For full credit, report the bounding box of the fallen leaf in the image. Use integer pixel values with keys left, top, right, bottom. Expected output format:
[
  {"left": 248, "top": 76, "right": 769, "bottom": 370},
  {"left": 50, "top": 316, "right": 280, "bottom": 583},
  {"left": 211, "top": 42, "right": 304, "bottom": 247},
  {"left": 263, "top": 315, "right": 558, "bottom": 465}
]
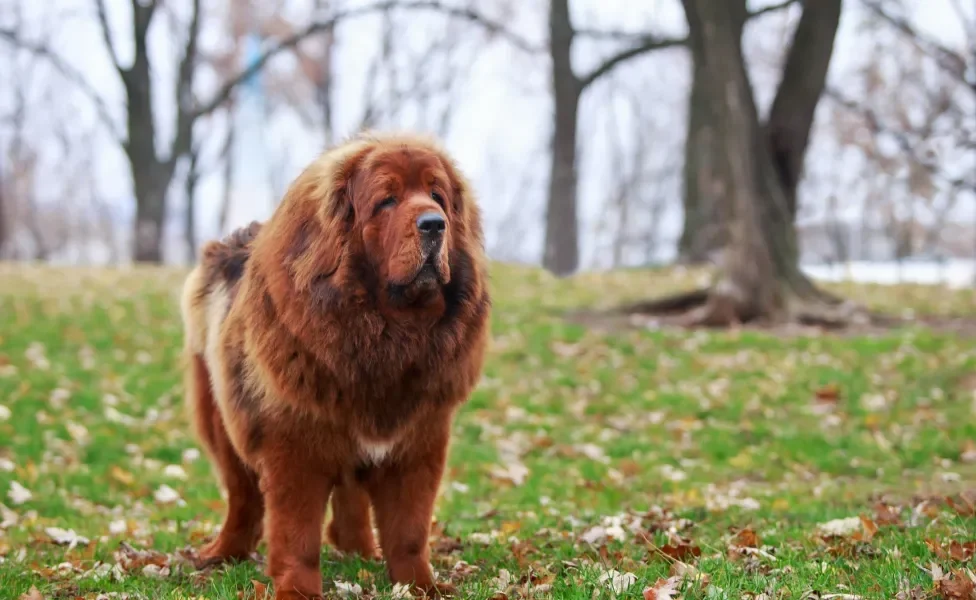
[
  {"left": 114, "top": 542, "right": 169, "bottom": 572},
  {"left": 334, "top": 580, "right": 362, "bottom": 598},
  {"left": 153, "top": 484, "right": 183, "bottom": 505},
  {"left": 818, "top": 516, "right": 863, "bottom": 537},
  {"left": 927, "top": 540, "right": 976, "bottom": 562},
  {"left": 110, "top": 466, "right": 135, "bottom": 486},
  {"left": 7, "top": 481, "right": 32, "bottom": 506},
  {"left": 489, "top": 461, "right": 529, "bottom": 486},
  {"left": 936, "top": 569, "right": 976, "bottom": 599},
  {"left": 733, "top": 527, "right": 761, "bottom": 548},
  {"left": 669, "top": 560, "right": 710, "bottom": 586},
  {"left": 853, "top": 515, "right": 878, "bottom": 542},
  {"left": 873, "top": 502, "right": 903, "bottom": 527},
  {"left": 643, "top": 577, "right": 681, "bottom": 600},
  {"left": 18, "top": 587, "right": 43, "bottom": 600},
  {"left": 599, "top": 569, "right": 637, "bottom": 595},
  {"left": 815, "top": 383, "right": 841, "bottom": 402},
  {"left": 961, "top": 441, "right": 976, "bottom": 463},
  {"left": 652, "top": 538, "right": 701, "bottom": 562},
  {"left": 252, "top": 580, "right": 269, "bottom": 599},
  {"left": 946, "top": 495, "right": 976, "bottom": 517},
  {"left": 391, "top": 582, "right": 412, "bottom": 599},
  {"left": 45, "top": 527, "right": 90, "bottom": 550}
]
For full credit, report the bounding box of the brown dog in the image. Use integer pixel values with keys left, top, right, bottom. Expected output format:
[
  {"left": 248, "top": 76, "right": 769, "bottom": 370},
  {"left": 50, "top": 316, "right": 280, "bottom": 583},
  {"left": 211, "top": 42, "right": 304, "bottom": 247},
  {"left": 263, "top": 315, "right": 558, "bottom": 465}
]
[{"left": 179, "top": 132, "right": 491, "bottom": 599}]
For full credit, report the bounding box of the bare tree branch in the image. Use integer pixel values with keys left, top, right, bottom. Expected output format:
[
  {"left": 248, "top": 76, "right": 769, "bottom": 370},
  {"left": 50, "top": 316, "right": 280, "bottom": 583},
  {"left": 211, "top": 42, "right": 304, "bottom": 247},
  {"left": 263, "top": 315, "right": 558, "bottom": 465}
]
[
  {"left": 170, "top": 0, "right": 202, "bottom": 169},
  {"left": 749, "top": 0, "right": 800, "bottom": 20},
  {"left": 862, "top": 0, "right": 972, "bottom": 89},
  {"left": 578, "top": 35, "right": 686, "bottom": 90},
  {"left": 93, "top": 0, "right": 125, "bottom": 76},
  {"left": 193, "top": 0, "right": 538, "bottom": 119},
  {"left": 0, "top": 27, "right": 124, "bottom": 143},
  {"left": 826, "top": 86, "right": 975, "bottom": 192},
  {"left": 574, "top": 0, "right": 797, "bottom": 42}
]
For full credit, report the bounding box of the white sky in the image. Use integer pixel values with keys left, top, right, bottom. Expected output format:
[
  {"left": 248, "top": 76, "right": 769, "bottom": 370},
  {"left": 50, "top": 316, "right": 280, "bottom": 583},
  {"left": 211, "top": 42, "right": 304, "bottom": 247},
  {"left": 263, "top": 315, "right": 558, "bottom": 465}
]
[{"left": 0, "top": 0, "right": 972, "bottom": 267}]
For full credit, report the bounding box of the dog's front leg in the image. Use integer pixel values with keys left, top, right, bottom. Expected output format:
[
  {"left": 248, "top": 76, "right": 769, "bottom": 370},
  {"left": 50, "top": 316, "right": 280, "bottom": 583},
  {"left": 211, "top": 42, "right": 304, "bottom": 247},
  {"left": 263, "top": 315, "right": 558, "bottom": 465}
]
[
  {"left": 366, "top": 419, "right": 454, "bottom": 596},
  {"left": 262, "top": 452, "right": 334, "bottom": 600}
]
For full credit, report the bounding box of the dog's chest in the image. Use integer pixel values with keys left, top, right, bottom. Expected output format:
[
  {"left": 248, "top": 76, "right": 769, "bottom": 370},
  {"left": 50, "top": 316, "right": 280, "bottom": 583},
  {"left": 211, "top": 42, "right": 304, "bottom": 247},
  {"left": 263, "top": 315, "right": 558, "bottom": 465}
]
[{"left": 357, "top": 437, "right": 396, "bottom": 465}]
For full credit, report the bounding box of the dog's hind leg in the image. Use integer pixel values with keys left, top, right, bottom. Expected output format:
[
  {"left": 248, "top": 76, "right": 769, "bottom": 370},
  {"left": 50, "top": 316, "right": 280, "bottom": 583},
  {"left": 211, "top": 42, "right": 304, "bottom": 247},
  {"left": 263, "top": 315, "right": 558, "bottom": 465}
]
[
  {"left": 326, "top": 471, "right": 379, "bottom": 560},
  {"left": 186, "top": 352, "right": 265, "bottom": 567}
]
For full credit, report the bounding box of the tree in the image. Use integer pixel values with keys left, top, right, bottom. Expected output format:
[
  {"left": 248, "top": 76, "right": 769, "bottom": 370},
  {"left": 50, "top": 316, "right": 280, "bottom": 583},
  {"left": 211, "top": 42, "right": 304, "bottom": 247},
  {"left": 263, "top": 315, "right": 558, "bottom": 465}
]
[
  {"left": 0, "top": 0, "right": 529, "bottom": 264},
  {"left": 622, "top": 0, "right": 852, "bottom": 326},
  {"left": 677, "top": 0, "right": 831, "bottom": 264},
  {"left": 542, "top": 0, "right": 685, "bottom": 276}
]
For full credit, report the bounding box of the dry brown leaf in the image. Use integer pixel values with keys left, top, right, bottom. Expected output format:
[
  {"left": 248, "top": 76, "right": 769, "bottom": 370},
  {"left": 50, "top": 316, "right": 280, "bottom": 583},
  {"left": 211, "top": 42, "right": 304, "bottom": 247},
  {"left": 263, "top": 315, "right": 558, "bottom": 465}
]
[
  {"left": 873, "top": 502, "right": 903, "bottom": 527},
  {"left": 431, "top": 535, "right": 463, "bottom": 555},
  {"left": 114, "top": 541, "right": 169, "bottom": 572},
  {"left": 853, "top": 515, "right": 878, "bottom": 542},
  {"left": 18, "top": 587, "right": 43, "bottom": 600},
  {"left": 947, "top": 496, "right": 976, "bottom": 518},
  {"left": 936, "top": 569, "right": 976, "bottom": 599},
  {"left": 618, "top": 458, "right": 642, "bottom": 478},
  {"left": 815, "top": 383, "right": 841, "bottom": 403},
  {"left": 652, "top": 538, "right": 701, "bottom": 562},
  {"left": 110, "top": 466, "right": 135, "bottom": 487},
  {"left": 252, "top": 580, "right": 269, "bottom": 599},
  {"left": 733, "top": 527, "right": 761, "bottom": 548},
  {"left": 927, "top": 540, "right": 976, "bottom": 562}
]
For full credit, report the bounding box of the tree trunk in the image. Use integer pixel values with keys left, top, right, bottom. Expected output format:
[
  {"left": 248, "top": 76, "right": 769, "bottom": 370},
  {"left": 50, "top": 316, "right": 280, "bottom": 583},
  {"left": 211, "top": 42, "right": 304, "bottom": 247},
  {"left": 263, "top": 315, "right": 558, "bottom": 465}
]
[
  {"left": 764, "top": 0, "right": 843, "bottom": 218},
  {"left": 542, "top": 0, "right": 581, "bottom": 276},
  {"left": 131, "top": 165, "right": 169, "bottom": 263},
  {"left": 668, "top": 0, "right": 854, "bottom": 326},
  {"left": 677, "top": 16, "right": 737, "bottom": 264},
  {"left": 678, "top": 0, "right": 840, "bottom": 257},
  {"left": 0, "top": 174, "right": 7, "bottom": 259},
  {"left": 184, "top": 149, "right": 200, "bottom": 261}
]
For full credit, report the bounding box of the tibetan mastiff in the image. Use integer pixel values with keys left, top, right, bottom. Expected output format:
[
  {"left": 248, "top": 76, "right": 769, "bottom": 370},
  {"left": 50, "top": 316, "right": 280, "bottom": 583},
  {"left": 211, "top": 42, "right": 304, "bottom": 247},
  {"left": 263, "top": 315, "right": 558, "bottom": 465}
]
[{"left": 180, "top": 132, "right": 490, "bottom": 599}]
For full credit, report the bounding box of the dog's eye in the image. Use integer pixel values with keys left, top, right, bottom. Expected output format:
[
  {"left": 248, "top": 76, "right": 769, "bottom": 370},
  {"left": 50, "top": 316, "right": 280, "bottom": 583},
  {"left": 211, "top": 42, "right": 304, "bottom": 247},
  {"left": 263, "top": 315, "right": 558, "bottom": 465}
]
[
  {"left": 375, "top": 197, "right": 396, "bottom": 213},
  {"left": 431, "top": 191, "right": 445, "bottom": 208}
]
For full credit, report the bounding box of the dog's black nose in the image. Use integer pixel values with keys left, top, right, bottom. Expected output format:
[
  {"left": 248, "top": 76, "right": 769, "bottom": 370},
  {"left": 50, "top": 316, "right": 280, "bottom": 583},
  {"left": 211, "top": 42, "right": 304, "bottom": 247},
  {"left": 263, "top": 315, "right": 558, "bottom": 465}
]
[{"left": 416, "top": 212, "right": 446, "bottom": 235}]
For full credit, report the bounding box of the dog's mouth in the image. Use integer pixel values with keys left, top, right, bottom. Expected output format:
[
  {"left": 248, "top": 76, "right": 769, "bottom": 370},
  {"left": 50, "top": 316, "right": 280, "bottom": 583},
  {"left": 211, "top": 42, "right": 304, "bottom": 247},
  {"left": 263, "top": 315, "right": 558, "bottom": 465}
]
[
  {"left": 410, "top": 251, "right": 446, "bottom": 287},
  {"left": 386, "top": 248, "right": 450, "bottom": 306}
]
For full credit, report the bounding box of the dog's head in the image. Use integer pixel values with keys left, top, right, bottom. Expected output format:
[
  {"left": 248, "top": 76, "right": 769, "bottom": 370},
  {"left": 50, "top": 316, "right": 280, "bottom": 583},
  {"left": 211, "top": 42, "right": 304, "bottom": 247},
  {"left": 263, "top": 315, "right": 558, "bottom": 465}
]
[
  {"left": 349, "top": 142, "right": 456, "bottom": 295},
  {"left": 254, "top": 132, "right": 485, "bottom": 316}
]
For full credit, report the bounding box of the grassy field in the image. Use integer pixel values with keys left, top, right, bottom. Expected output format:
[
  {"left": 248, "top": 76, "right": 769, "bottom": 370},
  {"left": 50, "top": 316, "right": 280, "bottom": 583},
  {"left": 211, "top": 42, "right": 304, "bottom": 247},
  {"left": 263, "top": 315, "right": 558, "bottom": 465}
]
[{"left": 1, "top": 262, "right": 976, "bottom": 599}]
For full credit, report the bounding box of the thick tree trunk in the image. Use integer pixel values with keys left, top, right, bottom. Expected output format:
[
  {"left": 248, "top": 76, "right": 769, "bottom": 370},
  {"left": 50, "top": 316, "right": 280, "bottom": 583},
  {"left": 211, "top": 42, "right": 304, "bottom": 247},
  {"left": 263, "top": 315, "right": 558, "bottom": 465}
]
[
  {"left": 677, "top": 16, "right": 738, "bottom": 264},
  {"left": 679, "top": 0, "right": 841, "bottom": 256},
  {"left": 668, "top": 0, "right": 854, "bottom": 326},
  {"left": 542, "top": 0, "right": 581, "bottom": 277},
  {"left": 131, "top": 165, "right": 170, "bottom": 263}
]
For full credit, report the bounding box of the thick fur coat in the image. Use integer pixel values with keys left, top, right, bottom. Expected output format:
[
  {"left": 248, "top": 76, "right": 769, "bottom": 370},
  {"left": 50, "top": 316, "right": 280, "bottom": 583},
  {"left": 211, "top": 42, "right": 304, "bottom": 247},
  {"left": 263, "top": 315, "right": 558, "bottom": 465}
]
[{"left": 180, "top": 132, "right": 491, "bottom": 599}]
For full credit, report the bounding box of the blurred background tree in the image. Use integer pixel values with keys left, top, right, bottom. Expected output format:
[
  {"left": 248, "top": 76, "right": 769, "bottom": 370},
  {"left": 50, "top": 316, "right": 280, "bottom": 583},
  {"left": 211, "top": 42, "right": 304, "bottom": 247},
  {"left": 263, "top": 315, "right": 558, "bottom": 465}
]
[{"left": 0, "top": 0, "right": 972, "bottom": 318}]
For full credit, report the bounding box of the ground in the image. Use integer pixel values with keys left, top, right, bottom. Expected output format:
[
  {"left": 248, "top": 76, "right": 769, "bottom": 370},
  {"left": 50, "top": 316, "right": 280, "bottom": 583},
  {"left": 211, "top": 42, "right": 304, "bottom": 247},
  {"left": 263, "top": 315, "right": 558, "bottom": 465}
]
[{"left": 1, "top": 262, "right": 976, "bottom": 600}]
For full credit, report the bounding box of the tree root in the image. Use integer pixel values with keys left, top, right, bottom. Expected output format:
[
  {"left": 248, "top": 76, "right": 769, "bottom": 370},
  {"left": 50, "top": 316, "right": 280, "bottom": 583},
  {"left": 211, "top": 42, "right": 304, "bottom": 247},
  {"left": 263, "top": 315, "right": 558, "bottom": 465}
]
[
  {"left": 612, "top": 288, "right": 710, "bottom": 316},
  {"left": 789, "top": 296, "right": 873, "bottom": 329},
  {"left": 610, "top": 286, "right": 882, "bottom": 331}
]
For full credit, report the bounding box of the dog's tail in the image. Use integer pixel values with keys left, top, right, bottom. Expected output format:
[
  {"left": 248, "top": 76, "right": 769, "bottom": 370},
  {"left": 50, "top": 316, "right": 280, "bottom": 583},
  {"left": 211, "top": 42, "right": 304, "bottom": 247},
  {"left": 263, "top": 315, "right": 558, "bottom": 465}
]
[{"left": 179, "top": 221, "right": 263, "bottom": 463}]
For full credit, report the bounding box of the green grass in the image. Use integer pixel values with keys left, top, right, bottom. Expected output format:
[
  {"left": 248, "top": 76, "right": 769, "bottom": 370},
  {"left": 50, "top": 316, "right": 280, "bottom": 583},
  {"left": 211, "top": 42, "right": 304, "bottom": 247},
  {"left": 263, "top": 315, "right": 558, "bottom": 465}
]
[{"left": 1, "top": 262, "right": 976, "bottom": 599}]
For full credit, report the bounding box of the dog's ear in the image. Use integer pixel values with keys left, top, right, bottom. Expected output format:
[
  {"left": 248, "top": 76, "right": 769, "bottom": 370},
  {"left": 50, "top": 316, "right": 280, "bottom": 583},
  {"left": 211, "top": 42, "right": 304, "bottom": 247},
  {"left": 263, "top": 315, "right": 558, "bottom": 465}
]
[
  {"left": 440, "top": 154, "right": 485, "bottom": 252},
  {"left": 251, "top": 140, "right": 373, "bottom": 298}
]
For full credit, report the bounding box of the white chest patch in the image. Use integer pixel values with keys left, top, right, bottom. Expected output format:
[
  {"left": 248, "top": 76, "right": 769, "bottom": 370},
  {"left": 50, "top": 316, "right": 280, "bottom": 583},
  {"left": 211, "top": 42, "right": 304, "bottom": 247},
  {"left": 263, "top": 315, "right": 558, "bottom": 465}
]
[{"left": 358, "top": 439, "right": 396, "bottom": 465}]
